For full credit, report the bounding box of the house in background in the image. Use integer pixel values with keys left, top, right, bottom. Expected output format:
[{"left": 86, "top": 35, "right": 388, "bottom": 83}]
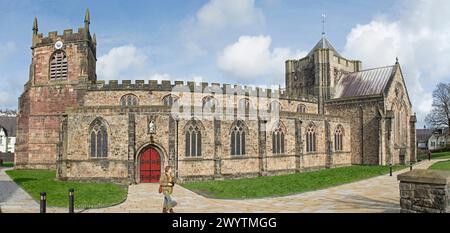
[
  {"left": 427, "top": 128, "right": 450, "bottom": 150},
  {"left": 416, "top": 127, "right": 433, "bottom": 150},
  {"left": 0, "top": 114, "right": 17, "bottom": 163}
]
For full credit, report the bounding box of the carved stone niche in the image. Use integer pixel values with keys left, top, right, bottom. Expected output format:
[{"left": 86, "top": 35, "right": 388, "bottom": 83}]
[{"left": 147, "top": 115, "right": 157, "bottom": 135}]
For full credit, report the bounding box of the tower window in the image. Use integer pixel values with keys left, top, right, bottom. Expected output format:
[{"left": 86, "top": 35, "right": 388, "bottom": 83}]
[{"left": 50, "top": 51, "right": 68, "bottom": 80}]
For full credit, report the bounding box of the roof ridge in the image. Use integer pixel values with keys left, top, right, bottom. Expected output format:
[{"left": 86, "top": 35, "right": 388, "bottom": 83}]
[{"left": 346, "top": 65, "right": 395, "bottom": 74}]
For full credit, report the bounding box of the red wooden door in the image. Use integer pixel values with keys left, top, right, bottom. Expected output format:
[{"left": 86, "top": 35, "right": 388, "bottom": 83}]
[{"left": 140, "top": 148, "right": 161, "bottom": 183}]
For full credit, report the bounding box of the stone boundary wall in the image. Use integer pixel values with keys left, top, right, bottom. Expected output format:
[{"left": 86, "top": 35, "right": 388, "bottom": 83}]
[
  {"left": 0, "top": 153, "right": 14, "bottom": 163},
  {"left": 398, "top": 169, "right": 450, "bottom": 213}
]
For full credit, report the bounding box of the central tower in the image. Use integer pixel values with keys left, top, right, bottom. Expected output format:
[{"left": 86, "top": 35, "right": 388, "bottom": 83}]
[{"left": 285, "top": 36, "right": 362, "bottom": 114}]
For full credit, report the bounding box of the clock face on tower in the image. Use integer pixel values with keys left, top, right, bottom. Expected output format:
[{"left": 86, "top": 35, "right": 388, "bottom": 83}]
[{"left": 54, "top": 41, "right": 63, "bottom": 50}]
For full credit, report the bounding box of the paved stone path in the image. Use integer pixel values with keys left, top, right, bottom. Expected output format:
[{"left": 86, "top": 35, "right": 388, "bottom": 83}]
[
  {"left": 83, "top": 159, "right": 443, "bottom": 213},
  {"left": 0, "top": 168, "right": 39, "bottom": 213},
  {"left": 0, "top": 160, "right": 444, "bottom": 213}
]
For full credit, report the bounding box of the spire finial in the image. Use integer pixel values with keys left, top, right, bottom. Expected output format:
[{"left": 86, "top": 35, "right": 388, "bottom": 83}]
[
  {"left": 84, "top": 8, "right": 90, "bottom": 24},
  {"left": 396, "top": 57, "right": 399, "bottom": 63},
  {"left": 322, "top": 14, "right": 326, "bottom": 38},
  {"left": 32, "top": 17, "right": 38, "bottom": 35},
  {"left": 93, "top": 33, "right": 97, "bottom": 45}
]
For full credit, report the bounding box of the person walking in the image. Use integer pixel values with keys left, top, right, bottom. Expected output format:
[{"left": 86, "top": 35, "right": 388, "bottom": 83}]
[{"left": 159, "top": 165, "right": 177, "bottom": 213}]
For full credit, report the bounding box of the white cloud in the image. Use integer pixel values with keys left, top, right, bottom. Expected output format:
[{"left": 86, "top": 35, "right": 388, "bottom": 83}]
[
  {"left": 97, "top": 45, "right": 148, "bottom": 80},
  {"left": 148, "top": 73, "right": 171, "bottom": 81},
  {"left": 181, "top": 0, "right": 264, "bottom": 57},
  {"left": 194, "top": 0, "right": 264, "bottom": 32},
  {"left": 0, "top": 90, "right": 14, "bottom": 106},
  {"left": 342, "top": 0, "right": 450, "bottom": 125},
  {"left": 217, "top": 35, "right": 305, "bottom": 84},
  {"left": 0, "top": 42, "right": 16, "bottom": 63}
]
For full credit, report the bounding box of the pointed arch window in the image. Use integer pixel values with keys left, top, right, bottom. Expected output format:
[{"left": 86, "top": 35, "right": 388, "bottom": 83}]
[
  {"left": 163, "top": 94, "right": 184, "bottom": 113},
  {"left": 163, "top": 94, "right": 179, "bottom": 107},
  {"left": 334, "top": 125, "right": 344, "bottom": 151},
  {"left": 297, "top": 104, "right": 306, "bottom": 113},
  {"left": 185, "top": 122, "right": 202, "bottom": 157},
  {"left": 90, "top": 118, "right": 108, "bottom": 158},
  {"left": 231, "top": 121, "right": 246, "bottom": 156},
  {"left": 272, "top": 122, "right": 285, "bottom": 154},
  {"left": 269, "top": 101, "right": 281, "bottom": 113},
  {"left": 120, "top": 94, "right": 139, "bottom": 106},
  {"left": 238, "top": 98, "right": 251, "bottom": 115},
  {"left": 306, "top": 124, "right": 316, "bottom": 152},
  {"left": 50, "top": 50, "right": 68, "bottom": 80},
  {"left": 202, "top": 96, "right": 218, "bottom": 113}
]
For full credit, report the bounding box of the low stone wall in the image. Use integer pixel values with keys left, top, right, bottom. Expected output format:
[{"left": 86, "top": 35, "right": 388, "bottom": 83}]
[{"left": 397, "top": 169, "right": 450, "bottom": 213}]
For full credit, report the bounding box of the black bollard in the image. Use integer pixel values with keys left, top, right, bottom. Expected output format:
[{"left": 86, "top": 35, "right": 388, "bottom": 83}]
[
  {"left": 410, "top": 162, "right": 413, "bottom": 171},
  {"left": 69, "top": 188, "right": 74, "bottom": 213},
  {"left": 40, "top": 192, "right": 46, "bottom": 213},
  {"left": 389, "top": 163, "right": 392, "bottom": 177}
]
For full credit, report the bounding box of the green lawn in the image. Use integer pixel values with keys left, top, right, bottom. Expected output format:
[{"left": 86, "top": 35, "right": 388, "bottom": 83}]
[
  {"left": 428, "top": 160, "right": 450, "bottom": 171},
  {"left": 417, "top": 151, "right": 450, "bottom": 161},
  {"left": 182, "top": 165, "right": 406, "bottom": 199},
  {"left": 6, "top": 170, "right": 128, "bottom": 209},
  {"left": 0, "top": 162, "right": 14, "bottom": 167}
]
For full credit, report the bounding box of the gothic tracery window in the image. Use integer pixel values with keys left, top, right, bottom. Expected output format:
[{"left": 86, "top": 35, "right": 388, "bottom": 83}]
[
  {"left": 272, "top": 121, "right": 285, "bottom": 154},
  {"left": 120, "top": 94, "right": 139, "bottom": 106},
  {"left": 334, "top": 125, "right": 344, "bottom": 151},
  {"left": 90, "top": 118, "right": 108, "bottom": 158},
  {"left": 231, "top": 120, "right": 246, "bottom": 156},
  {"left": 185, "top": 121, "right": 202, "bottom": 157},
  {"left": 50, "top": 50, "right": 68, "bottom": 80},
  {"left": 306, "top": 124, "right": 316, "bottom": 153}
]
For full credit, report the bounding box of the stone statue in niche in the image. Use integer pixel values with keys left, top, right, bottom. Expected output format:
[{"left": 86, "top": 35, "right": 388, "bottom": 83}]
[{"left": 148, "top": 120, "right": 156, "bottom": 134}]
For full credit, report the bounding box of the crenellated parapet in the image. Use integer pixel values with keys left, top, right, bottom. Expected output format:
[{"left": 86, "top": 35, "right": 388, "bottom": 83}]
[
  {"left": 86, "top": 79, "right": 316, "bottom": 100},
  {"left": 31, "top": 9, "right": 95, "bottom": 55}
]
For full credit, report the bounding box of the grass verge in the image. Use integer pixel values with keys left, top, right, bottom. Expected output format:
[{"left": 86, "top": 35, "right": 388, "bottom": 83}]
[
  {"left": 182, "top": 165, "right": 406, "bottom": 199},
  {"left": 5, "top": 170, "right": 128, "bottom": 209},
  {"left": 428, "top": 160, "right": 450, "bottom": 171}
]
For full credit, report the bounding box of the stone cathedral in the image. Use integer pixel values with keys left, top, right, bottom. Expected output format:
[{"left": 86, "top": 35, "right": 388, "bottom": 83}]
[{"left": 15, "top": 10, "right": 416, "bottom": 184}]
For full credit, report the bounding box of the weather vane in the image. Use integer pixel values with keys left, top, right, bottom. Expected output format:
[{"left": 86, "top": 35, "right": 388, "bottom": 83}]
[{"left": 322, "top": 14, "right": 326, "bottom": 37}]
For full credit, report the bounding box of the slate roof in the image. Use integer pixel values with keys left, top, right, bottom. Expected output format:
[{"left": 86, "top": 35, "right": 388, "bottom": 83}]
[
  {"left": 333, "top": 65, "right": 396, "bottom": 99},
  {"left": 308, "top": 37, "right": 341, "bottom": 57},
  {"left": 416, "top": 128, "right": 433, "bottom": 143},
  {"left": 0, "top": 116, "right": 16, "bottom": 137}
]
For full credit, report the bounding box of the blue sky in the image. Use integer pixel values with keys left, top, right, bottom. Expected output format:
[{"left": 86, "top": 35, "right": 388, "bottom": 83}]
[{"left": 1, "top": 0, "right": 449, "bottom": 127}]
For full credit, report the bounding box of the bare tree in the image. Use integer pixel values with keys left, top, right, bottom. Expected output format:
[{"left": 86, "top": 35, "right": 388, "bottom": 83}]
[{"left": 425, "top": 83, "right": 450, "bottom": 127}]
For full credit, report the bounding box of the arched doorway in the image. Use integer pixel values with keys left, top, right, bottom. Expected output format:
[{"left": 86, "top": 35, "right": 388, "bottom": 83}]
[{"left": 139, "top": 147, "right": 161, "bottom": 183}]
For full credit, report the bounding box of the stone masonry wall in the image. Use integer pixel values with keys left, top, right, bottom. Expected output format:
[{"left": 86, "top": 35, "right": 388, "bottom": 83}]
[
  {"left": 398, "top": 170, "right": 450, "bottom": 213},
  {"left": 61, "top": 102, "right": 352, "bottom": 182}
]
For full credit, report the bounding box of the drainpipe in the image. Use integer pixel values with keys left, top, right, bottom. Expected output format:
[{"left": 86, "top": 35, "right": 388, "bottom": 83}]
[{"left": 359, "top": 105, "right": 364, "bottom": 165}]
